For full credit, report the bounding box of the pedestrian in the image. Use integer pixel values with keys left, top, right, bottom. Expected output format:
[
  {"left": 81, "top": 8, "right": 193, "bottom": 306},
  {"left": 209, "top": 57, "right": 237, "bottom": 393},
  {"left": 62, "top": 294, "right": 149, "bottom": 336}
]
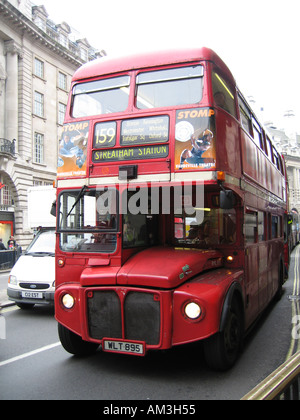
[
  {"left": 7, "top": 236, "right": 16, "bottom": 250},
  {"left": 0, "top": 238, "right": 6, "bottom": 250}
]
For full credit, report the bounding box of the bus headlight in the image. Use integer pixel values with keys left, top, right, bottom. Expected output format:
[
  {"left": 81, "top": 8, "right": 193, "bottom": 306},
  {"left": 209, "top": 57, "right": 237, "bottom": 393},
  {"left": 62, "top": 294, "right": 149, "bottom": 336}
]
[
  {"left": 184, "top": 302, "right": 201, "bottom": 320},
  {"left": 61, "top": 293, "right": 75, "bottom": 309}
]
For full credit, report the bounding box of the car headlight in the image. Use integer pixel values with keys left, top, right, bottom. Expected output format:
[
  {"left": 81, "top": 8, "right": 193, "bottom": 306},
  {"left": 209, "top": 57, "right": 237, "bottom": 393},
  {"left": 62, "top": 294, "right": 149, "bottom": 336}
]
[
  {"left": 184, "top": 302, "right": 202, "bottom": 320},
  {"left": 8, "top": 275, "right": 18, "bottom": 286},
  {"left": 61, "top": 293, "right": 75, "bottom": 309}
]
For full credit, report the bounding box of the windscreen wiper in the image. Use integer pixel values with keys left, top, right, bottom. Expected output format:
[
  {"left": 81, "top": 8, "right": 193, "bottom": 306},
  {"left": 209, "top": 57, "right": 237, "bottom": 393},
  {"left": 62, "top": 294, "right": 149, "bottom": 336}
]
[
  {"left": 25, "top": 251, "right": 55, "bottom": 256},
  {"left": 67, "top": 185, "right": 88, "bottom": 218}
]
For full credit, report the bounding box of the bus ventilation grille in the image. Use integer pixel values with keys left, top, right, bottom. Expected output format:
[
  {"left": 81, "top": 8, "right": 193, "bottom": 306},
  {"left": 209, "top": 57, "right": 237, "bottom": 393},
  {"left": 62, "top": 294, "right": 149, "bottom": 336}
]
[{"left": 87, "top": 290, "right": 161, "bottom": 345}]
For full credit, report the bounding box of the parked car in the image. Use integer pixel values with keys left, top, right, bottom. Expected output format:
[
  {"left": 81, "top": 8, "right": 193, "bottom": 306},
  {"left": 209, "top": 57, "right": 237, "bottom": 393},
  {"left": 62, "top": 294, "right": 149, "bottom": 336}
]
[{"left": 7, "top": 228, "right": 55, "bottom": 309}]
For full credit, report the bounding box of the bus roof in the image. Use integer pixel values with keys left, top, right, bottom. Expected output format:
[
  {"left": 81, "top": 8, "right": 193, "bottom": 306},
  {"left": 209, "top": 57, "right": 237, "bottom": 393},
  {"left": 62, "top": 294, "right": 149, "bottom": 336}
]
[{"left": 72, "top": 47, "right": 235, "bottom": 83}]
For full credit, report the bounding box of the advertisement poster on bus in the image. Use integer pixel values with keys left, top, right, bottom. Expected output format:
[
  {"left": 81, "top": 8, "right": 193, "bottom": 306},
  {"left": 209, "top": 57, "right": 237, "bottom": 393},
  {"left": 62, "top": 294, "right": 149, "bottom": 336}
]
[
  {"left": 57, "top": 121, "right": 89, "bottom": 177},
  {"left": 175, "top": 108, "right": 216, "bottom": 171}
]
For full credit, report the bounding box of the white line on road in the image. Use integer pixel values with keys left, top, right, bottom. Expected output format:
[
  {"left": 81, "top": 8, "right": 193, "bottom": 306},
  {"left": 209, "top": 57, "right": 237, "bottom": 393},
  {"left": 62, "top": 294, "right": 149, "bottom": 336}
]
[{"left": 0, "top": 342, "right": 61, "bottom": 368}]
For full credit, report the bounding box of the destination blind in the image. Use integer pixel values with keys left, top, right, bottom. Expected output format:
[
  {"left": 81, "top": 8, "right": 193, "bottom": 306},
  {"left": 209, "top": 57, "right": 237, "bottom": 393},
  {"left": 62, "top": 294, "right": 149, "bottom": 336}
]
[
  {"left": 92, "top": 115, "right": 169, "bottom": 163},
  {"left": 92, "top": 145, "right": 169, "bottom": 163},
  {"left": 121, "top": 116, "right": 169, "bottom": 145}
]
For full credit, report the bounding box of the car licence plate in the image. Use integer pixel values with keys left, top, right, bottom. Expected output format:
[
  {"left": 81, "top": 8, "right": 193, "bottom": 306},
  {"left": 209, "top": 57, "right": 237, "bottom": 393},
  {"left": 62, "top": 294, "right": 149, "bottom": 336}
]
[
  {"left": 103, "top": 339, "right": 145, "bottom": 356},
  {"left": 21, "top": 291, "right": 43, "bottom": 299}
]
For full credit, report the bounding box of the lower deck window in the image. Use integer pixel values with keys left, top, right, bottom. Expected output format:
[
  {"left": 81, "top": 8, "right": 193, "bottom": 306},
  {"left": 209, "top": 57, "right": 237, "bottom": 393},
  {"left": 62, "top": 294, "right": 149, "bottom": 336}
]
[{"left": 174, "top": 207, "right": 236, "bottom": 247}]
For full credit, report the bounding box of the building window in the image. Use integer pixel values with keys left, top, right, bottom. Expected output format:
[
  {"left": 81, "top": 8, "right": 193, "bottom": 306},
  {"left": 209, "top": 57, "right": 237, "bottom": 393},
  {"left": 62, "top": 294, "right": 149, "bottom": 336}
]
[
  {"left": 34, "top": 16, "right": 46, "bottom": 32},
  {"left": 58, "top": 102, "right": 66, "bottom": 125},
  {"left": 34, "top": 91, "right": 44, "bottom": 117},
  {"left": 80, "top": 47, "right": 88, "bottom": 62},
  {"left": 34, "top": 58, "right": 44, "bottom": 79},
  {"left": 34, "top": 133, "right": 44, "bottom": 164},
  {"left": 0, "top": 185, "right": 12, "bottom": 206},
  {"left": 58, "top": 72, "right": 67, "bottom": 90},
  {"left": 59, "top": 33, "right": 68, "bottom": 48}
]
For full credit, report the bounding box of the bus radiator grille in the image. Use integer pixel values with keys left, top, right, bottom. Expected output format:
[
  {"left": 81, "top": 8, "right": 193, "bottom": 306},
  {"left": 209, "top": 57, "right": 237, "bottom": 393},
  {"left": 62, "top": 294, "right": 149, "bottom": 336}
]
[{"left": 87, "top": 290, "right": 161, "bottom": 345}]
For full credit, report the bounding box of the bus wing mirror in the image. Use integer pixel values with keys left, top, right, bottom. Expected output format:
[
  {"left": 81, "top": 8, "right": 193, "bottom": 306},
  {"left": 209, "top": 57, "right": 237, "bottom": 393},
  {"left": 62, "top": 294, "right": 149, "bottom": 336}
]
[
  {"left": 50, "top": 200, "right": 56, "bottom": 217},
  {"left": 220, "top": 190, "right": 235, "bottom": 209}
]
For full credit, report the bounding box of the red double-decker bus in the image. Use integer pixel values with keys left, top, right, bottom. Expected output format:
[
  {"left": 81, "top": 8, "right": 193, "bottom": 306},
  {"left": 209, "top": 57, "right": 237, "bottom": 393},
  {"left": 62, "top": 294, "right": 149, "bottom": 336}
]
[{"left": 55, "top": 48, "right": 287, "bottom": 370}]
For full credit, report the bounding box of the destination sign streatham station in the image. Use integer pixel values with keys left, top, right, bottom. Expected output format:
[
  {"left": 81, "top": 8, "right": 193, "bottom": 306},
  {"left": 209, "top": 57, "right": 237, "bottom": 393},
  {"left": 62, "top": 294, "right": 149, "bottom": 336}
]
[
  {"left": 92, "top": 145, "right": 169, "bottom": 163},
  {"left": 92, "top": 116, "right": 169, "bottom": 163}
]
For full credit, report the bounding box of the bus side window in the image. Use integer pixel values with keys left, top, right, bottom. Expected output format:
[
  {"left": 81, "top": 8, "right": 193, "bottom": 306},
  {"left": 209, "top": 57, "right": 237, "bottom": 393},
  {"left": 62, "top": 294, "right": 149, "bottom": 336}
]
[
  {"left": 212, "top": 71, "right": 237, "bottom": 117},
  {"left": 271, "top": 215, "right": 279, "bottom": 239},
  {"left": 272, "top": 147, "right": 281, "bottom": 171},
  {"left": 252, "top": 117, "right": 263, "bottom": 149},
  {"left": 266, "top": 136, "right": 273, "bottom": 162},
  {"left": 257, "top": 211, "right": 265, "bottom": 241},
  {"left": 238, "top": 96, "right": 252, "bottom": 135},
  {"left": 244, "top": 210, "right": 258, "bottom": 243}
]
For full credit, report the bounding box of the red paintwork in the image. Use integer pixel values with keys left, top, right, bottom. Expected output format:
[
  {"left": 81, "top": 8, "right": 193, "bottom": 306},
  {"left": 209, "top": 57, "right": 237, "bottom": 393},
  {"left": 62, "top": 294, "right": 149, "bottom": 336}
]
[
  {"left": 72, "top": 48, "right": 234, "bottom": 83},
  {"left": 55, "top": 47, "right": 288, "bottom": 358},
  {"left": 117, "top": 247, "right": 223, "bottom": 288},
  {"left": 172, "top": 268, "right": 243, "bottom": 345},
  {"left": 55, "top": 252, "right": 243, "bottom": 349}
]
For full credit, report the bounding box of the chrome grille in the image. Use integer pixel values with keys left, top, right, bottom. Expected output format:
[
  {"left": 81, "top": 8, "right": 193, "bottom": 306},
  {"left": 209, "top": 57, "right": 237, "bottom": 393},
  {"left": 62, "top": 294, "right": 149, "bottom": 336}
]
[
  {"left": 19, "top": 283, "right": 50, "bottom": 290},
  {"left": 87, "top": 290, "right": 161, "bottom": 345}
]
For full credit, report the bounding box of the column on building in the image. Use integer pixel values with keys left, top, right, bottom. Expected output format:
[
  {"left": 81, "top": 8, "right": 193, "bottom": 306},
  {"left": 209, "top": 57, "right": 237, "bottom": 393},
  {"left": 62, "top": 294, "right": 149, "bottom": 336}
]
[
  {"left": 293, "top": 168, "right": 299, "bottom": 190},
  {"left": 293, "top": 167, "right": 300, "bottom": 206},
  {"left": 0, "top": 63, "right": 7, "bottom": 139},
  {"left": 4, "top": 40, "right": 22, "bottom": 148}
]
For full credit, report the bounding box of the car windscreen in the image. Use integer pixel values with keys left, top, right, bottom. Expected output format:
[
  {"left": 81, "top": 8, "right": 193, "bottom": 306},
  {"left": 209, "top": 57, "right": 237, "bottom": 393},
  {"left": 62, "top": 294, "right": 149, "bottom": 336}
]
[{"left": 25, "top": 230, "right": 55, "bottom": 255}]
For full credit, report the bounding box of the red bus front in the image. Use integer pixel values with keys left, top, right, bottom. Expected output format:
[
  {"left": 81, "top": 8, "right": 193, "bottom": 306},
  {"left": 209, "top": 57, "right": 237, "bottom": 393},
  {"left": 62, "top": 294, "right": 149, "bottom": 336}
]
[{"left": 55, "top": 48, "right": 286, "bottom": 370}]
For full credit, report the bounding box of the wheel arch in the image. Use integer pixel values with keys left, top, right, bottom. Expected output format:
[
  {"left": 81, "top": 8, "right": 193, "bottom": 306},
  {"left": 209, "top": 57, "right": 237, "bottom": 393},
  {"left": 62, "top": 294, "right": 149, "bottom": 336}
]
[{"left": 219, "top": 282, "right": 245, "bottom": 334}]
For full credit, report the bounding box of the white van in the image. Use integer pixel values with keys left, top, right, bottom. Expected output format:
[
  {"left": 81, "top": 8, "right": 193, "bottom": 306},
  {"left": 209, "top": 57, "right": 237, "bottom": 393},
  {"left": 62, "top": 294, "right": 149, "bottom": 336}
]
[{"left": 7, "top": 228, "right": 55, "bottom": 309}]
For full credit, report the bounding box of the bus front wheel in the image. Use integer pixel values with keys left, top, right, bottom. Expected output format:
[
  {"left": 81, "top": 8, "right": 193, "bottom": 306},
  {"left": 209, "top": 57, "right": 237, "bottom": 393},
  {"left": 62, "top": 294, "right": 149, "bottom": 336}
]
[
  {"left": 58, "top": 323, "right": 99, "bottom": 356},
  {"left": 203, "top": 299, "right": 243, "bottom": 371}
]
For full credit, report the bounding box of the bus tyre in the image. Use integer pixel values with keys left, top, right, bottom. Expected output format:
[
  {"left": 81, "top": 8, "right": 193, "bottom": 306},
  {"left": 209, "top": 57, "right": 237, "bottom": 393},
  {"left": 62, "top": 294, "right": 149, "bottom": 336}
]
[
  {"left": 275, "top": 260, "right": 284, "bottom": 301},
  {"left": 204, "top": 299, "right": 242, "bottom": 371},
  {"left": 58, "top": 323, "right": 99, "bottom": 356}
]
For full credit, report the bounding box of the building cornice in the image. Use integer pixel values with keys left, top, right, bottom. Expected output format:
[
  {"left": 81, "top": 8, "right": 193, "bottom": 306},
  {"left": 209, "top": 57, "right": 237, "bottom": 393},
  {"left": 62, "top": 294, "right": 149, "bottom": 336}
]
[{"left": 0, "top": 0, "right": 84, "bottom": 67}]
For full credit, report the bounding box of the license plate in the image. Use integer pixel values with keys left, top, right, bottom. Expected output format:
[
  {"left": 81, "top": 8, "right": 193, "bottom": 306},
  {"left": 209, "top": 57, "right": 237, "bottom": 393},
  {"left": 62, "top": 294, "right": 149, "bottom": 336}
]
[
  {"left": 21, "top": 291, "right": 43, "bottom": 299},
  {"left": 103, "top": 339, "right": 145, "bottom": 356}
]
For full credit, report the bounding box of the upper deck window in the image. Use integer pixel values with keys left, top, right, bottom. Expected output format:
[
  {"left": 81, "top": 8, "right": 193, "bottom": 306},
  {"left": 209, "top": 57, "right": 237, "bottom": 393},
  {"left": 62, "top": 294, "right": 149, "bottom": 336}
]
[
  {"left": 136, "top": 65, "right": 204, "bottom": 109},
  {"left": 252, "top": 117, "right": 263, "bottom": 149},
  {"left": 72, "top": 75, "right": 130, "bottom": 118},
  {"left": 238, "top": 95, "right": 252, "bottom": 135},
  {"left": 212, "top": 72, "right": 237, "bottom": 117}
]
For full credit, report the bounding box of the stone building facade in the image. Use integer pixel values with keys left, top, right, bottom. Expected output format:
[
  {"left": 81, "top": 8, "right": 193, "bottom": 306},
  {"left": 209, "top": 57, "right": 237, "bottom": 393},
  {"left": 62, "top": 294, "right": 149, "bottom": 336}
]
[
  {"left": 268, "top": 127, "right": 300, "bottom": 214},
  {"left": 0, "top": 0, "right": 105, "bottom": 248}
]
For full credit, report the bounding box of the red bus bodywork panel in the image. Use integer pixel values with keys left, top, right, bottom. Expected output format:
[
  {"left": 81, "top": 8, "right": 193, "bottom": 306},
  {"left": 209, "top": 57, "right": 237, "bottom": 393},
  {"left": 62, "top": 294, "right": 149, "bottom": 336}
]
[
  {"left": 72, "top": 48, "right": 235, "bottom": 83},
  {"left": 117, "top": 247, "right": 223, "bottom": 288},
  {"left": 55, "top": 264, "right": 244, "bottom": 351}
]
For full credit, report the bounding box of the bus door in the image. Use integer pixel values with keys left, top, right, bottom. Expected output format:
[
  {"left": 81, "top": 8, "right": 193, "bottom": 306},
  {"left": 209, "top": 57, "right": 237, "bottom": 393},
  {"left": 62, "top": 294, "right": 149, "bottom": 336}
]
[
  {"left": 268, "top": 214, "right": 282, "bottom": 298},
  {"left": 244, "top": 210, "right": 259, "bottom": 324},
  {"left": 258, "top": 211, "right": 269, "bottom": 310},
  {"left": 258, "top": 242, "right": 269, "bottom": 310}
]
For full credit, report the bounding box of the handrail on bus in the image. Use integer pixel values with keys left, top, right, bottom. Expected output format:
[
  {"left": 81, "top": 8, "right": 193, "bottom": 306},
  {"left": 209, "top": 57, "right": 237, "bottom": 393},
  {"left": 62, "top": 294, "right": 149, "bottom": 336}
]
[{"left": 241, "top": 351, "right": 300, "bottom": 400}]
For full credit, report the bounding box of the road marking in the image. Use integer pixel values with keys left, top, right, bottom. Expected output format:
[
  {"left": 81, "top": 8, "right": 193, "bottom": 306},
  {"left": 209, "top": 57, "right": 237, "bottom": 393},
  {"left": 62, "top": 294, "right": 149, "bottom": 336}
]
[
  {"left": 0, "top": 342, "right": 61, "bottom": 368},
  {"left": 1, "top": 305, "right": 19, "bottom": 313},
  {"left": 285, "top": 246, "right": 300, "bottom": 361}
]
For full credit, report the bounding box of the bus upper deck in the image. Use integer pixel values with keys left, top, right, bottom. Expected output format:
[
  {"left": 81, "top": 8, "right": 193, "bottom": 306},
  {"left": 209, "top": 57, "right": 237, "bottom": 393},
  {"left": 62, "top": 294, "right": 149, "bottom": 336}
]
[{"left": 58, "top": 48, "right": 285, "bottom": 207}]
